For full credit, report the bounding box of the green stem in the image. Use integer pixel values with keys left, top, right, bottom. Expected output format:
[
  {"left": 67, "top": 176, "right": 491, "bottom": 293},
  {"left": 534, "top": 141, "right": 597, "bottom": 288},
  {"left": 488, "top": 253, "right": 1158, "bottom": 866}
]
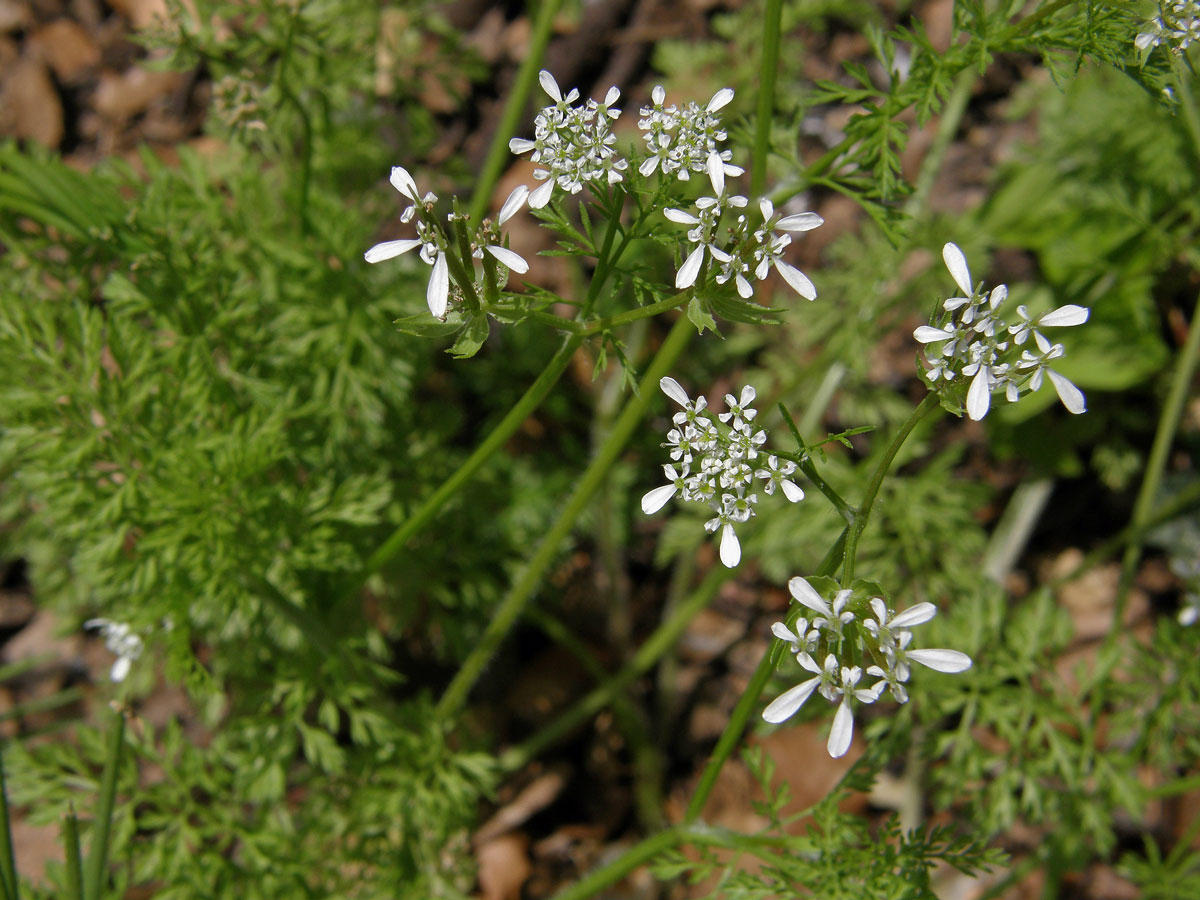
[
  {"left": 580, "top": 192, "right": 625, "bottom": 318},
  {"left": 549, "top": 828, "right": 683, "bottom": 900},
  {"left": 436, "top": 314, "right": 693, "bottom": 719},
  {"left": 777, "top": 403, "right": 855, "bottom": 524},
  {"left": 500, "top": 559, "right": 733, "bottom": 771},
  {"left": 842, "top": 394, "right": 940, "bottom": 583},
  {"left": 0, "top": 750, "right": 17, "bottom": 900},
  {"left": 83, "top": 709, "right": 126, "bottom": 900},
  {"left": 751, "top": 0, "right": 784, "bottom": 197},
  {"left": 349, "top": 332, "right": 583, "bottom": 595},
  {"left": 1108, "top": 290, "right": 1200, "bottom": 644},
  {"left": 65, "top": 808, "right": 84, "bottom": 900},
  {"left": 1170, "top": 53, "right": 1200, "bottom": 171},
  {"left": 582, "top": 293, "right": 688, "bottom": 335},
  {"left": 468, "top": 0, "right": 566, "bottom": 223}
]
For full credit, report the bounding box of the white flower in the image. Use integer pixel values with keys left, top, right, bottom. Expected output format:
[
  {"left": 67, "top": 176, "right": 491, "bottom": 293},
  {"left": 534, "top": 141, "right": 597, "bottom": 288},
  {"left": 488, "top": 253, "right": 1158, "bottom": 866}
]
[
  {"left": 1137, "top": 3, "right": 1200, "bottom": 52},
  {"left": 644, "top": 376, "right": 802, "bottom": 568},
  {"left": 85, "top": 618, "right": 144, "bottom": 683},
  {"left": 915, "top": 243, "right": 1088, "bottom": 419},
  {"left": 787, "top": 577, "right": 855, "bottom": 636},
  {"left": 509, "top": 70, "right": 627, "bottom": 209},
  {"left": 638, "top": 85, "right": 742, "bottom": 180},
  {"left": 756, "top": 455, "right": 804, "bottom": 502}
]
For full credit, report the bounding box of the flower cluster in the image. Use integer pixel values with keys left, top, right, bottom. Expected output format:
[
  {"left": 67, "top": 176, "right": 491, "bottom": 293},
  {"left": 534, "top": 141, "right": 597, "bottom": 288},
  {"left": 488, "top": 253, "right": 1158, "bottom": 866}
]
[
  {"left": 1136, "top": 2, "right": 1200, "bottom": 52},
  {"left": 509, "top": 70, "right": 626, "bottom": 209},
  {"left": 763, "top": 577, "right": 972, "bottom": 758},
  {"left": 364, "top": 166, "right": 529, "bottom": 319},
  {"left": 914, "top": 243, "right": 1089, "bottom": 421},
  {"left": 665, "top": 154, "right": 823, "bottom": 301},
  {"left": 641, "top": 377, "right": 803, "bottom": 567},
  {"left": 637, "top": 85, "right": 742, "bottom": 180},
  {"left": 85, "top": 617, "right": 144, "bottom": 683}
]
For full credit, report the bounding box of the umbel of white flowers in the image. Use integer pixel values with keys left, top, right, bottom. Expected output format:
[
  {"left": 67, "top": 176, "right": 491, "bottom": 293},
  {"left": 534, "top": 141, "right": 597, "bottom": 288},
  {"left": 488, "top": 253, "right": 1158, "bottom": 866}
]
[
  {"left": 364, "top": 166, "right": 529, "bottom": 319},
  {"left": 914, "top": 243, "right": 1089, "bottom": 421},
  {"left": 763, "top": 577, "right": 972, "bottom": 758},
  {"left": 1136, "top": 1, "right": 1200, "bottom": 52},
  {"left": 664, "top": 153, "right": 823, "bottom": 302},
  {"left": 85, "top": 618, "right": 144, "bottom": 683},
  {"left": 641, "top": 377, "right": 804, "bottom": 567}
]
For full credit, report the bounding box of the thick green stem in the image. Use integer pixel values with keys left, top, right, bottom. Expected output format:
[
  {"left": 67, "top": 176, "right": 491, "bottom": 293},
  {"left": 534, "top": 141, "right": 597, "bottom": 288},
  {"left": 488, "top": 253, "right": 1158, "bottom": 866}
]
[
  {"left": 436, "top": 315, "right": 694, "bottom": 719},
  {"left": 468, "top": 0, "right": 565, "bottom": 223},
  {"left": 751, "top": 0, "right": 784, "bottom": 197},
  {"left": 842, "top": 394, "right": 941, "bottom": 583},
  {"left": 83, "top": 709, "right": 125, "bottom": 900}
]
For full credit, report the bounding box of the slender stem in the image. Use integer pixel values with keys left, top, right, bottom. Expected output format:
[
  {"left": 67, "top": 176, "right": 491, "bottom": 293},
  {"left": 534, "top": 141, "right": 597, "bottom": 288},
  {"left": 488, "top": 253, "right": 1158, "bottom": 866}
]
[
  {"left": 83, "top": 709, "right": 126, "bottom": 900},
  {"left": 468, "top": 0, "right": 565, "bottom": 223},
  {"left": 65, "top": 808, "right": 84, "bottom": 900},
  {"left": 1170, "top": 53, "right": 1200, "bottom": 170},
  {"left": 842, "top": 394, "right": 940, "bottom": 583},
  {"left": 777, "top": 403, "right": 855, "bottom": 524},
  {"left": 347, "top": 332, "right": 583, "bottom": 596},
  {"left": 1109, "top": 290, "right": 1200, "bottom": 643},
  {"left": 549, "top": 828, "right": 683, "bottom": 900},
  {"left": 582, "top": 293, "right": 688, "bottom": 335},
  {"left": 580, "top": 192, "right": 625, "bottom": 318},
  {"left": 500, "top": 559, "right": 732, "bottom": 771},
  {"left": 0, "top": 750, "right": 17, "bottom": 900},
  {"left": 437, "top": 315, "right": 693, "bottom": 719},
  {"left": 751, "top": 0, "right": 784, "bottom": 197}
]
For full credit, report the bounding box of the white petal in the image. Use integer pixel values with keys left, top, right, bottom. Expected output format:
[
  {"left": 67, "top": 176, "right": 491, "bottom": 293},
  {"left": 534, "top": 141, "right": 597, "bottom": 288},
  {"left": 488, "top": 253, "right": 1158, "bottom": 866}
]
[
  {"left": 773, "top": 260, "right": 817, "bottom": 300},
  {"left": 988, "top": 284, "right": 1007, "bottom": 309},
  {"left": 652, "top": 85, "right": 666, "bottom": 105},
  {"left": 364, "top": 239, "right": 422, "bottom": 264},
  {"left": 827, "top": 701, "right": 855, "bottom": 758},
  {"left": 907, "top": 649, "right": 972, "bottom": 673},
  {"left": 427, "top": 253, "right": 449, "bottom": 319},
  {"left": 707, "top": 87, "right": 734, "bottom": 112},
  {"left": 942, "top": 243, "right": 973, "bottom": 297},
  {"left": 509, "top": 137, "right": 536, "bottom": 155},
  {"left": 706, "top": 152, "right": 725, "bottom": 197},
  {"left": 389, "top": 166, "right": 419, "bottom": 201},
  {"left": 966, "top": 367, "right": 991, "bottom": 421},
  {"left": 659, "top": 376, "right": 691, "bottom": 407},
  {"left": 603, "top": 86, "right": 620, "bottom": 106},
  {"left": 486, "top": 245, "right": 529, "bottom": 274},
  {"left": 528, "top": 179, "right": 555, "bottom": 209},
  {"left": 776, "top": 212, "right": 824, "bottom": 232},
  {"left": 739, "top": 385, "right": 756, "bottom": 406},
  {"left": 538, "top": 69, "right": 562, "bottom": 102},
  {"left": 111, "top": 655, "right": 132, "bottom": 683},
  {"left": 889, "top": 603, "right": 937, "bottom": 628},
  {"left": 640, "top": 157, "right": 660, "bottom": 176},
  {"left": 759, "top": 198, "right": 774, "bottom": 220},
  {"left": 719, "top": 524, "right": 741, "bottom": 568},
  {"left": 736, "top": 274, "right": 753, "bottom": 298},
  {"left": 761, "top": 677, "right": 820, "bottom": 723},
  {"left": 1040, "top": 304, "right": 1089, "bottom": 327},
  {"left": 788, "top": 577, "right": 832, "bottom": 616},
  {"left": 1046, "top": 369, "right": 1086, "bottom": 414},
  {"left": 664, "top": 208, "right": 700, "bottom": 225},
  {"left": 781, "top": 480, "right": 805, "bottom": 502},
  {"left": 640, "top": 484, "right": 677, "bottom": 514},
  {"left": 771, "top": 622, "right": 799, "bottom": 643},
  {"left": 676, "top": 245, "right": 706, "bottom": 289},
  {"left": 913, "top": 325, "right": 952, "bottom": 343},
  {"left": 497, "top": 185, "right": 529, "bottom": 224}
]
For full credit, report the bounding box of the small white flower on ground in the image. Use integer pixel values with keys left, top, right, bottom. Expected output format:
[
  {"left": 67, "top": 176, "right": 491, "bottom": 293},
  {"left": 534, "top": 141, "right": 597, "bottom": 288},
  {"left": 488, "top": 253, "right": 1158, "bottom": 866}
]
[{"left": 85, "top": 618, "right": 144, "bottom": 683}]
